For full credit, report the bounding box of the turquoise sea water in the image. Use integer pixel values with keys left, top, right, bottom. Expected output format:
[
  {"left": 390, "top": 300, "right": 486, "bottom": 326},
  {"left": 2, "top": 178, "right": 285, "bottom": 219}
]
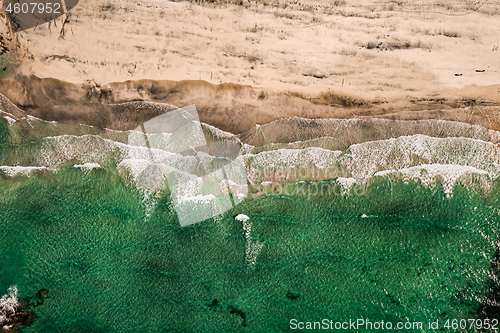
[
  {"left": 1, "top": 164, "right": 499, "bottom": 332},
  {"left": 1, "top": 117, "right": 500, "bottom": 332}
]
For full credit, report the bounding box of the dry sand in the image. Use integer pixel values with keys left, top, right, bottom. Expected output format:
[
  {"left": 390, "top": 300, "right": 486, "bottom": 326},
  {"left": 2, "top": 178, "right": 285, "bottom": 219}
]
[{"left": 0, "top": 0, "right": 499, "bottom": 134}]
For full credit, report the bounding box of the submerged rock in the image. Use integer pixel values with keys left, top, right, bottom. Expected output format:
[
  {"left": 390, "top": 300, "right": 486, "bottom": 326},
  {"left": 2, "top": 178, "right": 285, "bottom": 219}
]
[{"left": 0, "top": 287, "right": 48, "bottom": 333}]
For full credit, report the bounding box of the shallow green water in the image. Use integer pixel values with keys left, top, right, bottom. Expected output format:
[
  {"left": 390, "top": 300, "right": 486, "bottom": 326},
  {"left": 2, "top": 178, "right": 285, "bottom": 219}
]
[{"left": 0, "top": 165, "right": 499, "bottom": 332}]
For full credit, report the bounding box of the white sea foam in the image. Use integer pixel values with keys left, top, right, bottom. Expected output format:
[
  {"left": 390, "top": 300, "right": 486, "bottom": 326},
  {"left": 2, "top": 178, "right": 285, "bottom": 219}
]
[
  {"left": 241, "top": 144, "right": 254, "bottom": 155},
  {"left": 244, "top": 147, "right": 343, "bottom": 184},
  {"left": 118, "top": 156, "right": 246, "bottom": 226},
  {"left": 178, "top": 194, "right": 216, "bottom": 204},
  {"left": 235, "top": 192, "right": 246, "bottom": 200},
  {"left": 31, "top": 133, "right": 500, "bottom": 195},
  {"left": 117, "top": 159, "right": 196, "bottom": 192},
  {"left": 336, "top": 177, "right": 357, "bottom": 190},
  {"left": 26, "top": 115, "right": 39, "bottom": 129},
  {"left": 219, "top": 179, "right": 237, "bottom": 194},
  {"left": 344, "top": 134, "right": 500, "bottom": 181},
  {"left": 235, "top": 214, "right": 263, "bottom": 269},
  {"left": 0, "top": 286, "right": 18, "bottom": 325},
  {"left": 3, "top": 116, "right": 16, "bottom": 126},
  {"left": 74, "top": 163, "right": 101, "bottom": 171},
  {"left": 0, "top": 166, "right": 47, "bottom": 177},
  {"left": 202, "top": 122, "right": 238, "bottom": 140},
  {"left": 247, "top": 147, "right": 342, "bottom": 170},
  {"left": 34, "top": 134, "right": 204, "bottom": 174},
  {"left": 235, "top": 214, "right": 250, "bottom": 222},
  {"left": 5, "top": 114, "right": 500, "bottom": 199},
  {"left": 245, "top": 240, "right": 264, "bottom": 269},
  {"left": 374, "top": 164, "right": 491, "bottom": 193},
  {"left": 242, "top": 135, "right": 500, "bottom": 193}
]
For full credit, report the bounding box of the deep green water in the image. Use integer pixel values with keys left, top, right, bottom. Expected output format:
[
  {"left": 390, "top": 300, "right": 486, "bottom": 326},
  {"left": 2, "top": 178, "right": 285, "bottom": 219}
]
[{"left": 1, "top": 165, "right": 499, "bottom": 332}]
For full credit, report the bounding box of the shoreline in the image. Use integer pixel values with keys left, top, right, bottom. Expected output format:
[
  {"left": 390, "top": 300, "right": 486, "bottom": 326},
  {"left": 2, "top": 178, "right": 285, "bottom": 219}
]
[{"left": 0, "top": 75, "right": 499, "bottom": 137}]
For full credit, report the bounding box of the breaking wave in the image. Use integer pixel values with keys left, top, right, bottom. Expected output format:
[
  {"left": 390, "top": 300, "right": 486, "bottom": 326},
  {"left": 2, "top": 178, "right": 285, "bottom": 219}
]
[{"left": 2, "top": 113, "right": 500, "bottom": 195}]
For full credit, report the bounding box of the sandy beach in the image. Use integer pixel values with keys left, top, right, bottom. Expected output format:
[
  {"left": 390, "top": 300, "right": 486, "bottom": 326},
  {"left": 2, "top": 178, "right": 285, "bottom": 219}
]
[{"left": 0, "top": 0, "right": 499, "bottom": 135}]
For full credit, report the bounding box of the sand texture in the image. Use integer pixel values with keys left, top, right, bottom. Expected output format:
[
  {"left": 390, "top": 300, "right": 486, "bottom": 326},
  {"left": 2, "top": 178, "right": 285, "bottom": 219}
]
[{"left": 0, "top": 0, "right": 499, "bottom": 135}]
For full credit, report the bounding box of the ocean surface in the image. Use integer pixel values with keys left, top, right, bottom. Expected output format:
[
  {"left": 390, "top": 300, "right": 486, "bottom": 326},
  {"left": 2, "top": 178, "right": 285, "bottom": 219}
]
[
  {"left": 1, "top": 115, "right": 500, "bottom": 332},
  {"left": 1, "top": 166, "right": 499, "bottom": 332}
]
